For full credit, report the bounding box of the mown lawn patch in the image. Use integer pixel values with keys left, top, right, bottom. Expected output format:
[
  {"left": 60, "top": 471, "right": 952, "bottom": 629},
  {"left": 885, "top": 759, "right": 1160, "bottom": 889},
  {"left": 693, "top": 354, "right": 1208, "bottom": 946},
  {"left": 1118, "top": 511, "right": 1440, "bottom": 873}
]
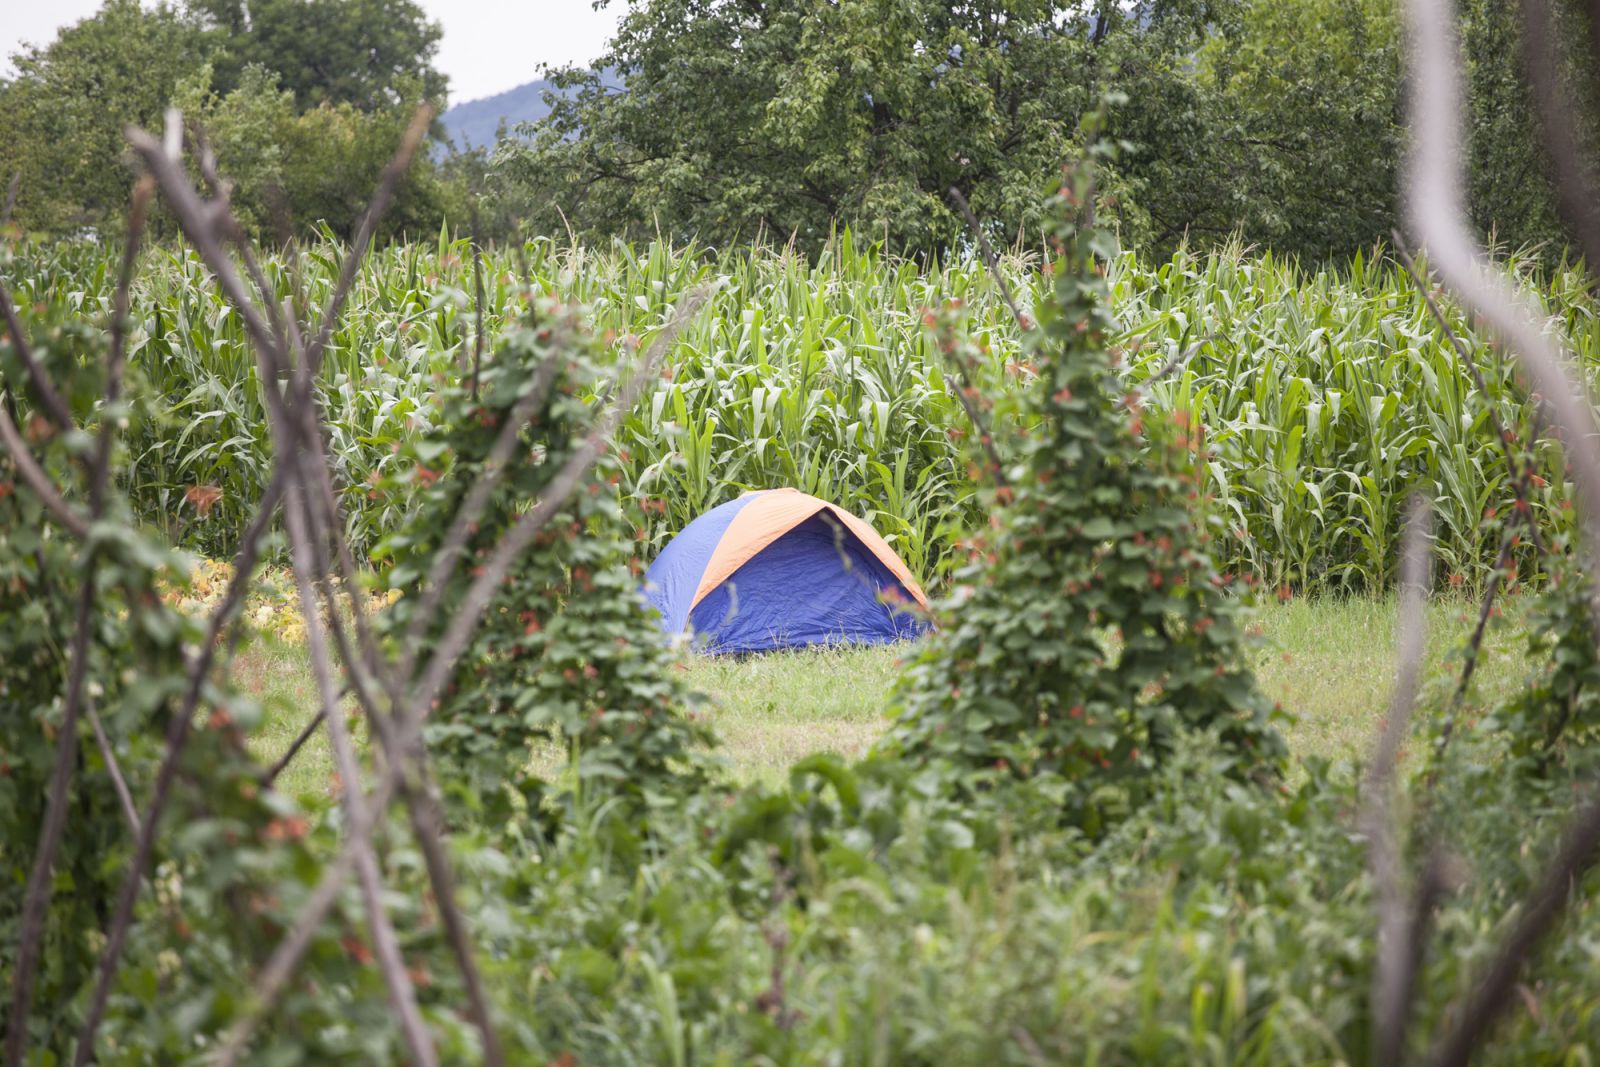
[{"left": 244, "top": 594, "right": 1534, "bottom": 794}]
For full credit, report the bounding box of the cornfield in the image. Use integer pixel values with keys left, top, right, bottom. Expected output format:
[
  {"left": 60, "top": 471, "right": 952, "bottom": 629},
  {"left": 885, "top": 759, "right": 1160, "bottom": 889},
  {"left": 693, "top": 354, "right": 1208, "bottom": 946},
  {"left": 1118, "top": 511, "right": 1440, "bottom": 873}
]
[{"left": 7, "top": 228, "right": 1591, "bottom": 592}]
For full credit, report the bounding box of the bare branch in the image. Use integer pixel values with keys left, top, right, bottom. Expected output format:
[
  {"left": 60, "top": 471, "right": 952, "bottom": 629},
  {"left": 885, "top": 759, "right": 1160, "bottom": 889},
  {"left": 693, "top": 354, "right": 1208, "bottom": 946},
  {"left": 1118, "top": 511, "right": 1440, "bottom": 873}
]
[
  {"left": 406, "top": 287, "right": 708, "bottom": 709},
  {"left": 212, "top": 824, "right": 368, "bottom": 1066},
  {"left": 945, "top": 354, "right": 1010, "bottom": 489},
  {"left": 264, "top": 707, "right": 328, "bottom": 787},
  {"left": 403, "top": 774, "right": 505, "bottom": 1066},
  {"left": 403, "top": 352, "right": 563, "bottom": 650},
  {"left": 214, "top": 288, "right": 708, "bottom": 1064},
  {"left": 92, "top": 177, "right": 154, "bottom": 511},
  {"left": 289, "top": 472, "right": 505, "bottom": 1067},
  {"left": 469, "top": 207, "right": 489, "bottom": 399},
  {"left": 0, "top": 398, "right": 91, "bottom": 538},
  {"left": 4, "top": 173, "right": 157, "bottom": 1065},
  {"left": 73, "top": 470, "right": 286, "bottom": 1061},
  {"left": 300, "top": 106, "right": 433, "bottom": 382},
  {"left": 0, "top": 283, "right": 76, "bottom": 431},
  {"left": 1393, "top": 238, "right": 1546, "bottom": 559},
  {"left": 1404, "top": 0, "right": 1600, "bottom": 595},
  {"left": 126, "top": 129, "right": 284, "bottom": 367},
  {"left": 1364, "top": 496, "right": 1432, "bottom": 1067},
  {"left": 1519, "top": 0, "right": 1600, "bottom": 276},
  {"left": 281, "top": 489, "right": 438, "bottom": 1067},
  {"left": 152, "top": 107, "right": 499, "bottom": 1064},
  {"left": 948, "top": 186, "right": 1031, "bottom": 332},
  {"left": 88, "top": 701, "right": 140, "bottom": 836},
  {"left": 5, "top": 572, "right": 98, "bottom": 1067},
  {"left": 189, "top": 124, "right": 294, "bottom": 355},
  {"left": 1129, "top": 310, "right": 1266, "bottom": 407},
  {"left": 1431, "top": 406, "right": 1547, "bottom": 776},
  {"left": 1404, "top": 2, "right": 1600, "bottom": 1060},
  {"left": 1423, "top": 792, "right": 1600, "bottom": 1067}
]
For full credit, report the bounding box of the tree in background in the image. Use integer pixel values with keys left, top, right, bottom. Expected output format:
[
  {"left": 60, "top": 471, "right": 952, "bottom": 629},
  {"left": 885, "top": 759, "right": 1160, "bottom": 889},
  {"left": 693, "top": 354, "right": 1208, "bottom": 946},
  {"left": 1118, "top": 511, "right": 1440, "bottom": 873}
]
[
  {"left": 173, "top": 63, "right": 461, "bottom": 239},
  {"left": 497, "top": 0, "right": 1600, "bottom": 264},
  {"left": 4, "top": 0, "right": 1600, "bottom": 260},
  {"left": 0, "top": 0, "right": 453, "bottom": 239},
  {"left": 186, "top": 0, "right": 447, "bottom": 111},
  {"left": 1138, "top": 0, "right": 1403, "bottom": 258},
  {"left": 499, "top": 0, "right": 1233, "bottom": 257},
  {"left": 0, "top": 2, "right": 206, "bottom": 232}
]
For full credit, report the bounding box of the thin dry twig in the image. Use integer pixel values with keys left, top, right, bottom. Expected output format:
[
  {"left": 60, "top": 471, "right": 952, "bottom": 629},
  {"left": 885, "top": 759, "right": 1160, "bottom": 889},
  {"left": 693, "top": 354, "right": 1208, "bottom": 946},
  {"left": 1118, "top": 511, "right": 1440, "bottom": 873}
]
[
  {"left": 1011, "top": 1024, "right": 1050, "bottom": 1067},
  {"left": 1422, "top": 791, "right": 1600, "bottom": 1067},
  {"left": 87, "top": 702, "right": 141, "bottom": 836},
  {"left": 299, "top": 106, "right": 433, "bottom": 379},
  {"left": 1519, "top": 0, "right": 1600, "bottom": 275},
  {"left": 289, "top": 465, "right": 507, "bottom": 1067},
  {"left": 1404, "top": 0, "right": 1600, "bottom": 583},
  {"left": 73, "top": 471, "right": 286, "bottom": 1062},
  {"left": 264, "top": 707, "right": 328, "bottom": 787},
  {"left": 1431, "top": 406, "right": 1547, "bottom": 775},
  {"left": 4, "top": 180, "right": 151, "bottom": 1061},
  {"left": 1129, "top": 309, "right": 1265, "bottom": 407},
  {"left": 75, "top": 122, "right": 303, "bottom": 1060},
  {"left": 0, "top": 283, "right": 75, "bottom": 431},
  {"left": 0, "top": 397, "right": 91, "bottom": 538},
  {"left": 125, "top": 127, "right": 284, "bottom": 366},
  {"left": 276, "top": 305, "right": 506, "bottom": 1067},
  {"left": 406, "top": 288, "right": 707, "bottom": 714},
  {"left": 1393, "top": 237, "right": 1547, "bottom": 560},
  {"left": 403, "top": 352, "right": 563, "bottom": 650},
  {"left": 129, "top": 110, "right": 505, "bottom": 1065},
  {"left": 281, "top": 490, "right": 439, "bottom": 1067},
  {"left": 943, "top": 353, "right": 1009, "bottom": 487},
  {"left": 213, "top": 289, "right": 706, "bottom": 1066},
  {"left": 1364, "top": 496, "right": 1432, "bottom": 1067},
  {"left": 948, "top": 185, "right": 1031, "bottom": 332},
  {"left": 6, "top": 574, "right": 99, "bottom": 1067},
  {"left": 469, "top": 204, "right": 488, "bottom": 398},
  {"left": 1405, "top": 0, "right": 1600, "bottom": 1059},
  {"left": 401, "top": 773, "right": 504, "bottom": 1065},
  {"left": 89, "top": 178, "right": 153, "bottom": 510}
]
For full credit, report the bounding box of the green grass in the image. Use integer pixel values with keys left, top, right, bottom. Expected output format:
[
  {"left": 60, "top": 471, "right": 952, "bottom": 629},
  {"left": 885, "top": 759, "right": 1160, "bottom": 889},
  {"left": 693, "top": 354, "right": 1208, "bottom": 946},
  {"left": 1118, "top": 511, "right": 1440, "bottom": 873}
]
[
  {"left": 1257, "top": 594, "right": 1530, "bottom": 764},
  {"left": 681, "top": 644, "right": 907, "bottom": 783},
  {"left": 242, "top": 595, "right": 1535, "bottom": 796}
]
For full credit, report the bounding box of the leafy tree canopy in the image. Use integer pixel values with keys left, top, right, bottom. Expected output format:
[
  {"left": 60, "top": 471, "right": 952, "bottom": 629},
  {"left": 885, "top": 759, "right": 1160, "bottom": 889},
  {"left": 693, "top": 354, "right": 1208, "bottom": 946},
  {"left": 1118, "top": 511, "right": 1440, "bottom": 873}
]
[
  {"left": 185, "top": 0, "right": 447, "bottom": 111},
  {"left": 0, "top": 0, "right": 453, "bottom": 237},
  {"left": 0, "top": 1, "right": 207, "bottom": 231},
  {"left": 499, "top": 0, "right": 1237, "bottom": 257},
  {"left": 496, "top": 0, "right": 1600, "bottom": 263}
]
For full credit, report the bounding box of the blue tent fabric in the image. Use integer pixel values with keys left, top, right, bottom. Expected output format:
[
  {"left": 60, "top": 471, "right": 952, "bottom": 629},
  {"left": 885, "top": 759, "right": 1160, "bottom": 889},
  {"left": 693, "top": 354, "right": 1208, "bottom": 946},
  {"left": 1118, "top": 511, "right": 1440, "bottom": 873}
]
[
  {"left": 687, "top": 512, "right": 924, "bottom": 653},
  {"left": 640, "top": 494, "right": 758, "bottom": 633},
  {"left": 642, "top": 492, "right": 929, "bottom": 654}
]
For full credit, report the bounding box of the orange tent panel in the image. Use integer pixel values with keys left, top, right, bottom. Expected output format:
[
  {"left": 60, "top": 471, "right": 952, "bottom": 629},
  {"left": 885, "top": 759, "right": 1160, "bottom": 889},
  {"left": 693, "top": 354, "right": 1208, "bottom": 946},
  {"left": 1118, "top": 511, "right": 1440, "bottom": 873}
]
[{"left": 689, "top": 488, "right": 928, "bottom": 612}]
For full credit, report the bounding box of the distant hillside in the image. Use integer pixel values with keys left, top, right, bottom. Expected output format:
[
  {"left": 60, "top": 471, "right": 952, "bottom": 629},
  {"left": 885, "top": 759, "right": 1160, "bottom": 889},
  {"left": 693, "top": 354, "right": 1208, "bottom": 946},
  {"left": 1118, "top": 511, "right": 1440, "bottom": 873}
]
[{"left": 441, "top": 78, "right": 559, "bottom": 152}]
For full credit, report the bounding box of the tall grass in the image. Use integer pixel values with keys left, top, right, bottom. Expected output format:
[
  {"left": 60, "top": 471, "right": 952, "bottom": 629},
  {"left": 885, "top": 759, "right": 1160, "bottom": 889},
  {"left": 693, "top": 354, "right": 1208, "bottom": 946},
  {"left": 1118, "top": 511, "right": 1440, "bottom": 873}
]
[{"left": 7, "top": 229, "right": 1592, "bottom": 590}]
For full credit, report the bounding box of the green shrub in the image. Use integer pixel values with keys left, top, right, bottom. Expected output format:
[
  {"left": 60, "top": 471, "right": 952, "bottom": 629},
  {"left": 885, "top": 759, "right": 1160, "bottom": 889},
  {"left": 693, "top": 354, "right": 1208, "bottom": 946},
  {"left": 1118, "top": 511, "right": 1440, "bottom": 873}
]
[
  {"left": 0, "top": 262, "right": 338, "bottom": 1059},
  {"left": 374, "top": 293, "right": 718, "bottom": 838},
  {"left": 885, "top": 156, "right": 1285, "bottom": 831}
]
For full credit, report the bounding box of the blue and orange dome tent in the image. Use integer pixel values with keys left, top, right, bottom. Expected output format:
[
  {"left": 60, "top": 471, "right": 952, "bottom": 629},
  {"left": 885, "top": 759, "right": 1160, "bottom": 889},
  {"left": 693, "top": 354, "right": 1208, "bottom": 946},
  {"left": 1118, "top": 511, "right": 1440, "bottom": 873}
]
[{"left": 642, "top": 488, "right": 930, "bottom": 653}]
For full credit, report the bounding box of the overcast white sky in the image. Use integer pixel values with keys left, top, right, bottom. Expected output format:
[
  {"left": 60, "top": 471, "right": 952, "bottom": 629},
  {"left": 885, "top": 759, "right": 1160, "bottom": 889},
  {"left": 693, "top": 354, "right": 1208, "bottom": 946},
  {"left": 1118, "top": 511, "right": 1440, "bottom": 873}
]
[{"left": 0, "top": 1, "right": 623, "bottom": 103}]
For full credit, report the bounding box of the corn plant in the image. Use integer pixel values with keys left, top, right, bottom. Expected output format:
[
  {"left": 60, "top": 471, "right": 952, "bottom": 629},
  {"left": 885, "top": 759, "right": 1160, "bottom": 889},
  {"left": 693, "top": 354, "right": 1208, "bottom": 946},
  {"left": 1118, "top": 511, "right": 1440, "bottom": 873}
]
[{"left": 6, "top": 227, "right": 1594, "bottom": 591}]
